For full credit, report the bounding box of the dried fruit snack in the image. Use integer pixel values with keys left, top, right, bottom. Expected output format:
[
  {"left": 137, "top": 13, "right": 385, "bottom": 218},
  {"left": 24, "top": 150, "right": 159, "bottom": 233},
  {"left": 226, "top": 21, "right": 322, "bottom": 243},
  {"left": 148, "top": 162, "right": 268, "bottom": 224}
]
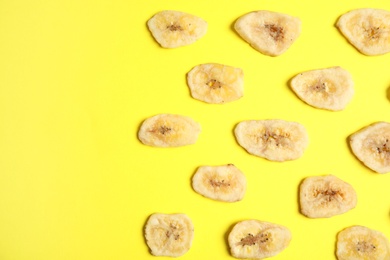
[
  {"left": 138, "top": 114, "right": 201, "bottom": 147},
  {"left": 336, "top": 226, "right": 390, "bottom": 260},
  {"left": 187, "top": 63, "right": 244, "bottom": 104},
  {"left": 290, "top": 66, "right": 354, "bottom": 111},
  {"left": 234, "top": 119, "right": 309, "bottom": 162},
  {"left": 337, "top": 8, "right": 390, "bottom": 56},
  {"left": 234, "top": 10, "right": 301, "bottom": 56},
  {"left": 228, "top": 220, "right": 292, "bottom": 259},
  {"left": 147, "top": 10, "right": 208, "bottom": 48},
  {"left": 145, "top": 213, "right": 194, "bottom": 257},
  {"left": 349, "top": 122, "right": 390, "bottom": 173},
  {"left": 192, "top": 164, "right": 247, "bottom": 202},
  {"left": 299, "top": 175, "right": 357, "bottom": 218}
]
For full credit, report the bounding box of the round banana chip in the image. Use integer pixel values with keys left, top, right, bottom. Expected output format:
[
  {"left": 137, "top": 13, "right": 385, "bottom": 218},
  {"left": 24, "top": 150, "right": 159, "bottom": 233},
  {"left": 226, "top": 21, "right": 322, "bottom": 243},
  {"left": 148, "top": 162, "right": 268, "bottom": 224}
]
[
  {"left": 234, "top": 10, "right": 301, "bottom": 56},
  {"left": 187, "top": 63, "right": 244, "bottom": 104},
  {"left": 234, "top": 119, "right": 309, "bottom": 162},
  {"left": 336, "top": 226, "right": 390, "bottom": 260},
  {"left": 192, "top": 164, "right": 247, "bottom": 202},
  {"left": 290, "top": 66, "right": 354, "bottom": 111},
  {"left": 144, "top": 213, "right": 194, "bottom": 257},
  {"left": 299, "top": 175, "right": 357, "bottom": 218},
  {"left": 349, "top": 122, "right": 390, "bottom": 173},
  {"left": 336, "top": 8, "right": 390, "bottom": 56},
  {"left": 138, "top": 114, "right": 201, "bottom": 147},
  {"left": 147, "top": 10, "right": 208, "bottom": 48},
  {"left": 228, "top": 220, "right": 292, "bottom": 259}
]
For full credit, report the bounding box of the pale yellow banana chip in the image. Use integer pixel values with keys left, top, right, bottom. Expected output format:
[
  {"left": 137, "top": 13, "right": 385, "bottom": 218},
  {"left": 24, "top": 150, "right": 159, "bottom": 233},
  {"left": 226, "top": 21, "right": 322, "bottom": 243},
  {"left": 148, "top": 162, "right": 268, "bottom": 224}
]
[
  {"left": 228, "top": 220, "right": 292, "bottom": 259},
  {"left": 299, "top": 175, "right": 357, "bottom": 218},
  {"left": 349, "top": 122, "right": 390, "bottom": 173},
  {"left": 290, "top": 66, "right": 354, "bottom": 111},
  {"left": 234, "top": 119, "right": 309, "bottom": 161},
  {"left": 145, "top": 213, "right": 194, "bottom": 257},
  {"left": 336, "top": 226, "right": 390, "bottom": 260},
  {"left": 234, "top": 10, "right": 301, "bottom": 56},
  {"left": 337, "top": 8, "right": 390, "bottom": 56},
  {"left": 138, "top": 114, "right": 201, "bottom": 147},
  {"left": 187, "top": 63, "right": 244, "bottom": 104},
  {"left": 147, "top": 10, "right": 208, "bottom": 48},
  {"left": 192, "top": 164, "right": 247, "bottom": 202}
]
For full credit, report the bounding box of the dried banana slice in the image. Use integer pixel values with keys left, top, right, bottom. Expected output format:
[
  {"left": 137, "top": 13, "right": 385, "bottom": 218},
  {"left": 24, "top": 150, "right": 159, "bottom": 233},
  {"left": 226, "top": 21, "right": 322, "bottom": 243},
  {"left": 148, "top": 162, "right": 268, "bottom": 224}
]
[
  {"left": 228, "top": 220, "right": 292, "bottom": 259},
  {"left": 138, "top": 114, "right": 201, "bottom": 147},
  {"left": 234, "top": 119, "right": 309, "bottom": 162},
  {"left": 187, "top": 63, "right": 244, "bottom": 104},
  {"left": 336, "top": 226, "right": 390, "bottom": 260},
  {"left": 299, "top": 175, "right": 357, "bottom": 218},
  {"left": 336, "top": 8, "right": 390, "bottom": 56},
  {"left": 147, "top": 10, "right": 208, "bottom": 48},
  {"left": 192, "top": 164, "right": 247, "bottom": 202},
  {"left": 290, "top": 67, "right": 354, "bottom": 111},
  {"left": 234, "top": 10, "right": 301, "bottom": 56},
  {"left": 144, "top": 213, "right": 194, "bottom": 257},
  {"left": 349, "top": 122, "right": 390, "bottom": 173}
]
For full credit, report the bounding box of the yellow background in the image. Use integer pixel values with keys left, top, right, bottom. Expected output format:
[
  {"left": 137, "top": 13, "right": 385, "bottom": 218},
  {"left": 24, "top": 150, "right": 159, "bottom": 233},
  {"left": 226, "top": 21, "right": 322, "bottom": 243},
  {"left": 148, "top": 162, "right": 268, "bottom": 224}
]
[{"left": 1, "top": 0, "right": 390, "bottom": 259}]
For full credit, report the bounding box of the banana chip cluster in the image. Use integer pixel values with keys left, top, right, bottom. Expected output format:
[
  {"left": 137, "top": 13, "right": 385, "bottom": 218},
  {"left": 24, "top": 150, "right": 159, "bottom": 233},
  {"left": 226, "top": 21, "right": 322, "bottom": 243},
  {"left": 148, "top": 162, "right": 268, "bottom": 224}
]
[{"left": 142, "top": 7, "right": 390, "bottom": 260}]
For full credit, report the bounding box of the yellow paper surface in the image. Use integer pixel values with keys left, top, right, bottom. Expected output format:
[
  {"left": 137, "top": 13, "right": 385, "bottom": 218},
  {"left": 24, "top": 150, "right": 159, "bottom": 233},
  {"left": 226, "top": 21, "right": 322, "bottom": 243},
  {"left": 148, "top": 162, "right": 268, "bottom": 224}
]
[{"left": 1, "top": 0, "right": 390, "bottom": 259}]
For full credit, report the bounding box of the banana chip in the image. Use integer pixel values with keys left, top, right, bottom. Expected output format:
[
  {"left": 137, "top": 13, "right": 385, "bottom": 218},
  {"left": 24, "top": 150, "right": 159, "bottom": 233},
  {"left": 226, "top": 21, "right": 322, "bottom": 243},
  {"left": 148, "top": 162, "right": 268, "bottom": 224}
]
[
  {"left": 234, "top": 10, "right": 301, "bottom": 56},
  {"left": 145, "top": 213, "right": 194, "bottom": 257},
  {"left": 349, "top": 122, "right": 390, "bottom": 174},
  {"left": 228, "top": 220, "right": 292, "bottom": 259},
  {"left": 290, "top": 67, "right": 354, "bottom": 111},
  {"left": 187, "top": 63, "right": 244, "bottom": 104},
  {"left": 147, "top": 10, "right": 208, "bottom": 48},
  {"left": 234, "top": 119, "right": 309, "bottom": 162},
  {"left": 299, "top": 175, "right": 357, "bottom": 218},
  {"left": 138, "top": 114, "right": 201, "bottom": 147},
  {"left": 192, "top": 164, "right": 247, "bottom": 202},
  {"left": 337, "top": 226, "right": 390, "bottom": 260},
  {"left": 337, "top": 8, "right": 390, "bottom": 56}
]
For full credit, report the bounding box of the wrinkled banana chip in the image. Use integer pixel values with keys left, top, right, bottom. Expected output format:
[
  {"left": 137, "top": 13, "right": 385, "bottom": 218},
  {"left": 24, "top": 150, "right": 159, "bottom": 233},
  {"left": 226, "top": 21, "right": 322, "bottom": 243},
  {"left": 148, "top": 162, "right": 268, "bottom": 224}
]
[
  {"left": 144, "top": 213, "right": 194, "bottom": 257},
  {"left": 337, "top": 8, "right": 390, "bottom": 56},
  {"left": 290, "top": 66, "right": 354, "bottom": 111},
  {"left": 228, "top": 220, "right": 292, "bottom": 259},
  {"left": 234, "top": 119, "right": 309, "bottom": 162},
  {"left": 336, "top": 226, "right": 390, "bottom": 260},
  {"left": 187, "top": 63, "right": 244, "bottom": 104},
  {"left": 147, "top": 10, "right": 208, "bottom": 48},
  {"left": 138, "top": 114, "right": 201, "bottom": 147},
  {"left": 299, "top": 175, "right": 357, "bottom": 218},
  {"left": 349, "top": 122, "right": 390, "bottom": 173},
  {"left": 234, "top": 10, "right": 301, "bottom": 56},
  {"left": 192, "top": 164, "right": 247, "bottom": 202}
]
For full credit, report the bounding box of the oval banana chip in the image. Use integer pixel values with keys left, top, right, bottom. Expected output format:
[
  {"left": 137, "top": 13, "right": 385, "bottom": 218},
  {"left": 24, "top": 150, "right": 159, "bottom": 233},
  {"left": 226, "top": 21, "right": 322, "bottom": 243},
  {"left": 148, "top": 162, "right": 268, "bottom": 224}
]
[
  {"left": 147, "top": 10, "right": 208, "bottom": 48},
  {"left": 138, "top": 114, "right": 201, "bottom": 147},
  {"left": 299, "top": 175, "right": 357, "bottom": 218},
  {"left": 234, "top": 10, "right": 301, "bottom": 56},
  {"left": 290, "top": 66, "right": 354, "bottom": 111},
  {"left": 228, "top": 220, "right": 292, "bottom": 259},
  {"left": 187, "top": 63, "right": 244, "bottom": 104},
  {"left": 337, "top": 226, "right": 390, "bottom": 260},
  {"left": 337, "top": 8, "right": 390, "bottom": 56},
  {"left": 192, "top": 164, "right": 247, "bottom": 202},
  {"left": 234, "top": 119, "right": 309, "bottom": 161},
  {"left": 349, "top": 122, "right": 390, "bottom": 174},
  {"left": 144, "top": 213, "right": 194, "bottom": 257}
]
